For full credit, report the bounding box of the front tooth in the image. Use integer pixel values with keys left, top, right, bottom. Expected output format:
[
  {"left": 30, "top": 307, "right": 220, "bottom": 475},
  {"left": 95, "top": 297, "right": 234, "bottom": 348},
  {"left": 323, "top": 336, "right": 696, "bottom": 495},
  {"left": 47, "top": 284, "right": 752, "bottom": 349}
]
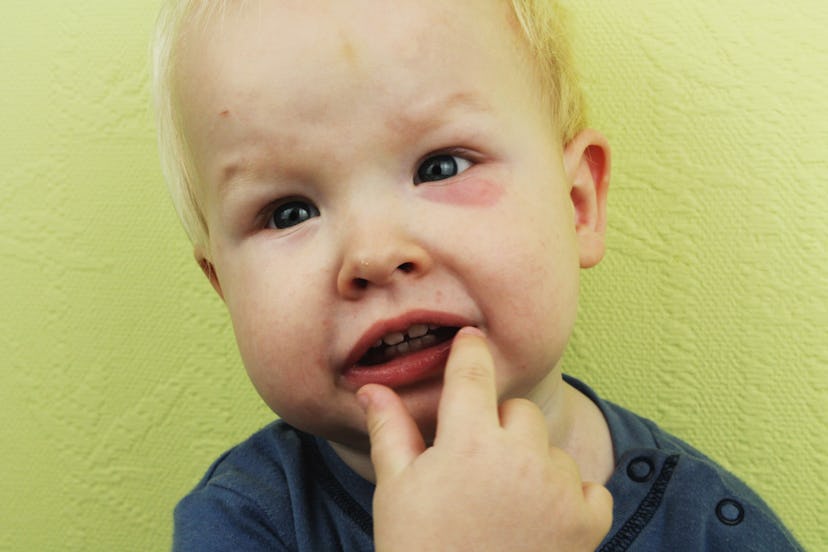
[
  {"left": 407, "top": 337, "right": 423, "bottom": 352},
  {"left": 408, "top": 324, "right": 428, "bottom": 338},
  {"left": 382, "top": 332, "right": 405, "bottom": 346}
]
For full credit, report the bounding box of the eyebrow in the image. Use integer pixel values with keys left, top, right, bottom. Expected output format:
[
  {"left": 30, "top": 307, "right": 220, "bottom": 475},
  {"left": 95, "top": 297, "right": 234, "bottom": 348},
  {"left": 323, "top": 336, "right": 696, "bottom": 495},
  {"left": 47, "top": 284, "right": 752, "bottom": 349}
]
[
  {"left": 217, "top": 90, "right": 494, "bottom": 198},
  {"left": 217, "top": 139, "right": 292, "bottom": 200},
  {"left": 385, "top": 91, "right": 494, "bottom": 137}
]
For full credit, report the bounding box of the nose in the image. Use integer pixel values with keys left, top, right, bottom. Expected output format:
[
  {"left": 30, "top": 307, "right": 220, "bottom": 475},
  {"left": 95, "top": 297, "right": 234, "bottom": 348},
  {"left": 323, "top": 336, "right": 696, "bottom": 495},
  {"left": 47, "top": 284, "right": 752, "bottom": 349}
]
[{"left": 336, "top": 224, "right": 433, "bottom": 299}]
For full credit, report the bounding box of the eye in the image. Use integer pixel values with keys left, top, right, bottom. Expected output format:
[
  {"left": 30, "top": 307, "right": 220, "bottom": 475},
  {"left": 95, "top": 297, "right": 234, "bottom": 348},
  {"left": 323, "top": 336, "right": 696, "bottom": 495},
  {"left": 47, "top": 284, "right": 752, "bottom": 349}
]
[
  {"left": 415, "top": 154, "right": 472, "bottom": 184},
  {"left": 266, "top": 199, "right": 320, "bottom": 229}
]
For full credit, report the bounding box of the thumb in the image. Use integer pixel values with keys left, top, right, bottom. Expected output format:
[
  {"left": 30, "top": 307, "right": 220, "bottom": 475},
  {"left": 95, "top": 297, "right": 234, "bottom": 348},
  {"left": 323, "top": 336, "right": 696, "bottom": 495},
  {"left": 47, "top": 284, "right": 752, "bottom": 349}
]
[{"left": 358, "top": 384, "right": 425, "bottom": 484}]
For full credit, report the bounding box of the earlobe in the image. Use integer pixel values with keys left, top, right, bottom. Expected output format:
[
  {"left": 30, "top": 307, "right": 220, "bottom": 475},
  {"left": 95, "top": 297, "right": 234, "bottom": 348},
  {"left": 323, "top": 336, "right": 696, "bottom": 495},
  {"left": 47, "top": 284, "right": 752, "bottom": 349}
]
[
  {"left": 563, "top": 129, "right": 611, "bottom": 269},
  {"left": 194, "top": 247, "right": 224, "bottom": 300}
]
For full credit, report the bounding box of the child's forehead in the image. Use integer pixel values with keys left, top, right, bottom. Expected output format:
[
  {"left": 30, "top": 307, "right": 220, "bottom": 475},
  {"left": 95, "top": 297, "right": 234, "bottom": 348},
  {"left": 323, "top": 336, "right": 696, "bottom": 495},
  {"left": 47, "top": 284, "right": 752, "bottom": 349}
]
[
  {"left": 176, "top": 1, "right": 524, "bottom": 139},
  {"left": 181, "top": 0, "right": 517, "bottom": 61}
]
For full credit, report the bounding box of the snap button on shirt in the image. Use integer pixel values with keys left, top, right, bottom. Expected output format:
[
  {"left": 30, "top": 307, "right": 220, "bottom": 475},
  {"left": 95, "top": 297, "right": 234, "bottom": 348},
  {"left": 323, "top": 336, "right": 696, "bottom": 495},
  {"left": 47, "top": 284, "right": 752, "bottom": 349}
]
[
  {"left": 626, "top": 456, "right": 655, "bottom": 483},
  {"left": 716, "top": 498, "right": 745, "bottom": 526}
]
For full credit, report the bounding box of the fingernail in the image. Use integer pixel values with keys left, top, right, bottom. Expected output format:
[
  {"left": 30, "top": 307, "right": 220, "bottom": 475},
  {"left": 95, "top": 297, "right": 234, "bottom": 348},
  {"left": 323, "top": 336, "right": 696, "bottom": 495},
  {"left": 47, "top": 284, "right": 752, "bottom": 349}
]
[{"left": 457, "top": 326, "right": 485, "bottom": 338}]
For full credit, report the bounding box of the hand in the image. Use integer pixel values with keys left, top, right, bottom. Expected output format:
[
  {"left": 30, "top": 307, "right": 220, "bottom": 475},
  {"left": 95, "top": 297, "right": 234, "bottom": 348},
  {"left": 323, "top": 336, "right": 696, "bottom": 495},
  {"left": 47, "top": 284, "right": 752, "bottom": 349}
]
[{"left": 358, "top": 327, "right": 613, "bottom": 551}]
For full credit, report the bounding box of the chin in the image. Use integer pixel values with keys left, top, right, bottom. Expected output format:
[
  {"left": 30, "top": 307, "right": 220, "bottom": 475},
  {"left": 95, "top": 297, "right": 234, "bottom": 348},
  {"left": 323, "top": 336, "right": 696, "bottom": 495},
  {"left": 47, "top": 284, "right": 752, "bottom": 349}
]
[{"left": 396, "top": 379, "right": 443, "bottom": 444}]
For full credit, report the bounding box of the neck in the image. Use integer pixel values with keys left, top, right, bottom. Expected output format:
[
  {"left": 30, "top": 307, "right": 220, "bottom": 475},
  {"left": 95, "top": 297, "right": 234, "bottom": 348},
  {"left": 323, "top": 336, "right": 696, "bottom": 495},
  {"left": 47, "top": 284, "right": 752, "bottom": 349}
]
[
  {"left": 329, "top": 440, "right": 377, "bottom": 483},
  {"left": 557, "top": 379, "right": 616, "bottom": 484}
]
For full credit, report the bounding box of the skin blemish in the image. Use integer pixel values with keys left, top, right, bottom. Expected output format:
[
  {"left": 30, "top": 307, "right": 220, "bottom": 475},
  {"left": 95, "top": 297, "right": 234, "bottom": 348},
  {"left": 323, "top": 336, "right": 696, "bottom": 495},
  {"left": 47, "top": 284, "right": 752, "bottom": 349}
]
[
  {"left": 422, "top": 177, "right": 503, "bottom": 208},
  {"left": 339, "top": 32, "right": 359, "bottom": 70},
  {"left": 219, "top": 109, "right": 230, "bottom": 118}
]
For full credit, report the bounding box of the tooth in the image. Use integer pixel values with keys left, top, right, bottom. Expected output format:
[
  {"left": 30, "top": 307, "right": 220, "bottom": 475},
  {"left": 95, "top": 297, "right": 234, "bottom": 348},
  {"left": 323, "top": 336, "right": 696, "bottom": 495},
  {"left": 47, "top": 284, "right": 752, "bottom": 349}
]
[
  {"left": 408, "top": 324, "right": 428, "bottom": 338},
  {"left": 420, "top": 335, "right": 436, "bottom": 347},
  {"left": 383, "top": 332, "right": 405, "bottom": 346},
  {"left": 428, "top": 324, "right": 439, "bottom": 330},
  {"left": 396, "top": 342, "right": 409, "bottom": 354}
]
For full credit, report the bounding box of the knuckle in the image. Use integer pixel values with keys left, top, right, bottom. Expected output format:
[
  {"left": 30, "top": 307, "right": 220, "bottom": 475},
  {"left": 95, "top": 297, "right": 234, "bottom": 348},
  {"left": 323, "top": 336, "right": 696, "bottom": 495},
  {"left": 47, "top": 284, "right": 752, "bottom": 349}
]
[
  {"left": 579, "top": 483, "right": 614, "bottom": 539},
  {"left": 454, "top": 360, "right": 491, "bottom": 385},
  {"left": 367, "top": 411, "right": 392, "bottom": 442},
  {"left": 453, "top": 433, "right": 490, "bottom": 457}
]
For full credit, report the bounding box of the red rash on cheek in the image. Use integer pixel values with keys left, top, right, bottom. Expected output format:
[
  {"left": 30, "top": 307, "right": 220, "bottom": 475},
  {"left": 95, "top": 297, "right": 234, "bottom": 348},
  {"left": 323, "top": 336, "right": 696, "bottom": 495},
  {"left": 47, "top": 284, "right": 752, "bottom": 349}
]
[{"left": 421, "top": 178, "right": 503, "bottom": 208}]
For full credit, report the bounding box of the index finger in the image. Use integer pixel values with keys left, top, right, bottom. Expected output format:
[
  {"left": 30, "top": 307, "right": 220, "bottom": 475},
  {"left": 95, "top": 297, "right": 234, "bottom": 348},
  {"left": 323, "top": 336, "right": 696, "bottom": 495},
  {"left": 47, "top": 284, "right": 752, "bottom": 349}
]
[{"left": 435, "top": 327, "right": 500, "bottom": 441}]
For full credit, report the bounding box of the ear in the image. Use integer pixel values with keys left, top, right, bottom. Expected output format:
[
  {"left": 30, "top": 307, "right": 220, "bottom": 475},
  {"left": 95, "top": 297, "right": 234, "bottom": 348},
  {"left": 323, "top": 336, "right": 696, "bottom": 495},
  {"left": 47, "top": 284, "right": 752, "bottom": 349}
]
[
  {"left": 194, "top": 246, "right": 224, "bottom": 300},
  {"left": 563, "top": 129, "right": 611, "bottom": 268}
]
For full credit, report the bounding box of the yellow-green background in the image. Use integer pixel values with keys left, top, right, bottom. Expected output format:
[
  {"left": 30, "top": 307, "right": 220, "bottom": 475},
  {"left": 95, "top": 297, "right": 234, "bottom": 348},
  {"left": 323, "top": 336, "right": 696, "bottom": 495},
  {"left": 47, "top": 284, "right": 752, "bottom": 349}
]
[{"left": 2, "top": 1, "right": 826, "bottom": 550}]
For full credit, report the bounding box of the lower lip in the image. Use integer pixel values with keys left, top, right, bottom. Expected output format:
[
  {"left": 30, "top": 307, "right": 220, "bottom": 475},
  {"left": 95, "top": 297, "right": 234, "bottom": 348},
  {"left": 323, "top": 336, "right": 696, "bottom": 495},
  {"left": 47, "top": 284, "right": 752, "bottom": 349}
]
[{"left": 342, "top": 339, "right": 453, "bottom": 390}]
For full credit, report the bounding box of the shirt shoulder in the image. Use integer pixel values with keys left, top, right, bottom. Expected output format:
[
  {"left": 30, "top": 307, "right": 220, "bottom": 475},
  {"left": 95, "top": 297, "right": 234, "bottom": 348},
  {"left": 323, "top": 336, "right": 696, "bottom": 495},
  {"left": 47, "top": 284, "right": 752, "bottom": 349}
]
[
  {"left": 172, "top": 421, "right": 374, "bottom": 552},
  {"left": 564, "top": 375, "right": 804, "bottom": 552}
]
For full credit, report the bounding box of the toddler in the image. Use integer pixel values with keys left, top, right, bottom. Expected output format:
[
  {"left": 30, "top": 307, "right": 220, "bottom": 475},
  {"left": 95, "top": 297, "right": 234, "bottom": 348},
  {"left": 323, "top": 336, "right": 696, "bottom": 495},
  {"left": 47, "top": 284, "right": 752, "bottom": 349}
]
[{"left": 153, "top": 0, "right": 803, "bottom": 550}]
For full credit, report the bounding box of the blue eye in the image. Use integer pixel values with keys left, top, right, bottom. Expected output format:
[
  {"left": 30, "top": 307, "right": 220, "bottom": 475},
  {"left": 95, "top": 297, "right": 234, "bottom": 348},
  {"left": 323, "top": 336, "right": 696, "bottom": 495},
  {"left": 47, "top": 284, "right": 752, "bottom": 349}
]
[
  {"left": 267, "top": 200, "right": 320, "bottom": 229},
  {"left": 415, "top": 154, "right": 472, "bottom": 184}
]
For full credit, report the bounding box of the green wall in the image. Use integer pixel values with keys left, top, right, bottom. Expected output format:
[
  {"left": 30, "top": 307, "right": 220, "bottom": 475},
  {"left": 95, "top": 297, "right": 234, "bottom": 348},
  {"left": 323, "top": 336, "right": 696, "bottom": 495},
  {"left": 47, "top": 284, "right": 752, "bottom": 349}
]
[{"left": 2, "top": 1, "right": 825, "bottom": 550}]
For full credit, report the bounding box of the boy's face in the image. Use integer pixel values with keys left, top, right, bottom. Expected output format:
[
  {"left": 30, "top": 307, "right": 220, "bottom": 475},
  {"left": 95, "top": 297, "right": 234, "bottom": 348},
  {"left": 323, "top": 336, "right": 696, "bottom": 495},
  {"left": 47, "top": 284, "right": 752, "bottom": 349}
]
[{"left": 177, "top": 0, "right": 607, "bottom": 449}]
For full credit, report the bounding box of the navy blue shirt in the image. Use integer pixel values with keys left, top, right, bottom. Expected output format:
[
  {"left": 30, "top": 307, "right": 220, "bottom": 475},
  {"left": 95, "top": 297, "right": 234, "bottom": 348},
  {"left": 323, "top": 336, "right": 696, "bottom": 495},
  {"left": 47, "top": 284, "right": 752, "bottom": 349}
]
[{"left": 173, "top": 376, "right": 803, "bottom": 551}]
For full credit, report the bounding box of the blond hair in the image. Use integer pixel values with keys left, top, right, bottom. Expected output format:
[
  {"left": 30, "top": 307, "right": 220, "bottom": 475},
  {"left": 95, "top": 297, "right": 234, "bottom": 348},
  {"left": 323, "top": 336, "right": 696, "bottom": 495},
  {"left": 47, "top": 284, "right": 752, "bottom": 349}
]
[{"left": 152, "top": 1, "right": 587, "bottom": 247}]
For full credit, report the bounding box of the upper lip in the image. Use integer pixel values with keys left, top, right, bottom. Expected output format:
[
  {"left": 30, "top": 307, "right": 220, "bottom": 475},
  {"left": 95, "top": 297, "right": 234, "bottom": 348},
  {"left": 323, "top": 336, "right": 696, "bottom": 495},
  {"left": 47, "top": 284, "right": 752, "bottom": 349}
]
[{"left": 343, "top": 309, "right": 475, "bottom": 369}]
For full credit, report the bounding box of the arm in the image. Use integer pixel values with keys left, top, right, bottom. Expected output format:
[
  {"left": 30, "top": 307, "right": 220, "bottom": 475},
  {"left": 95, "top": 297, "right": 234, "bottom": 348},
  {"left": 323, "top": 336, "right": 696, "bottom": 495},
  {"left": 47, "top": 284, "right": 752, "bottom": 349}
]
[{"left": 358, "top": 327, "right": 613, "bottom": 551}]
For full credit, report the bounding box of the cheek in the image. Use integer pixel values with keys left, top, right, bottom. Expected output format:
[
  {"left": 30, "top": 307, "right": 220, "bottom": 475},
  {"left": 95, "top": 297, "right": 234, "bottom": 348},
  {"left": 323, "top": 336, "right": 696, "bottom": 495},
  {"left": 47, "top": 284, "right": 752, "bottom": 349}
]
[
  {"left": 223, "top": 268, "right": 322, "bottom": 370},
  {"left": 421, "top": 177, "right": 503, "bottom": 208},
  {"left": 230, "top": 291, "right": 332, "bottom": 412}
]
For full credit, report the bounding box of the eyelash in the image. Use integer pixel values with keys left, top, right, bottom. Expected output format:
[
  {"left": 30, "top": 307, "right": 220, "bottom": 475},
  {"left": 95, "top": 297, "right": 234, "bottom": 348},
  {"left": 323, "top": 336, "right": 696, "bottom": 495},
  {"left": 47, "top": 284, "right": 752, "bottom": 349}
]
[
  {"left": 414, "top": 151, "right": 474, "bottom": 185},
  {"left": 265, "top": 198, "right": 320, "bottom": 230},
  {"left": 261, "top": 150, "right": 476, "bottom": 230}
]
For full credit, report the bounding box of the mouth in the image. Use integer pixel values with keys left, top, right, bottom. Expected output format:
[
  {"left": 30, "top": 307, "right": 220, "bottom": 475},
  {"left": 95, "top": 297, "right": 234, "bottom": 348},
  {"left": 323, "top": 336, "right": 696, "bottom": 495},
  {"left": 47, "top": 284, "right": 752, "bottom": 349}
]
[
  {"left": 358, "top": 325, "right": 459, "bottom": 366},
  {"left": 342, "top": 312, "right": 471, "bottom": 390}
]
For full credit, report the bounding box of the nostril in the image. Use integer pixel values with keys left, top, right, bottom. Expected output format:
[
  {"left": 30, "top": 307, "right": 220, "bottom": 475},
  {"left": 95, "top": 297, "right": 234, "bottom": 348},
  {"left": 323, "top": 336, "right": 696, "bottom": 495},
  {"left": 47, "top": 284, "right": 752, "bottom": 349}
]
[
  {"left": 398, "top": 262, "right": 415, "bottom": 273},
  {"left": 354, "top": 278, "right": 369, "bottom": 289}
]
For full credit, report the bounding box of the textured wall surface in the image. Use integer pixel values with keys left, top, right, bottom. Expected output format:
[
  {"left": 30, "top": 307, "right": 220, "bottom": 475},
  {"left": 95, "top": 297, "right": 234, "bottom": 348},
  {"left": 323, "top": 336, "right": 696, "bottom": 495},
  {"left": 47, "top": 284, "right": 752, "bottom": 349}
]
[{"left": 1, "top": 1, "right": 825, "bottom": 550}]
